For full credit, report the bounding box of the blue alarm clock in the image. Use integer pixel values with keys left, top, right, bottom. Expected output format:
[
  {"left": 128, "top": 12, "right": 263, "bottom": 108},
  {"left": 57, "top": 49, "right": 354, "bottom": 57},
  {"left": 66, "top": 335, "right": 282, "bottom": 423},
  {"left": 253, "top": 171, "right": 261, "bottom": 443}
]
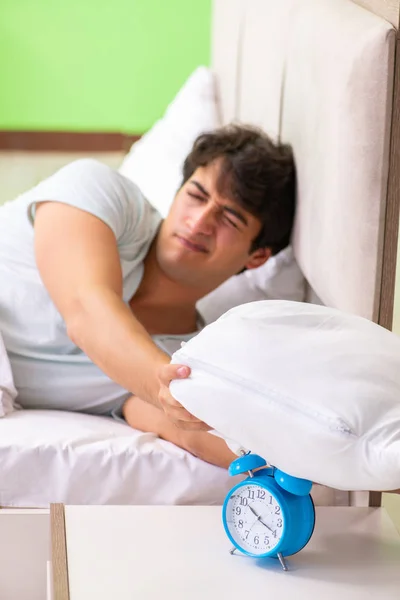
[{"left": 222, "top": 453, "right": 315, "bottom": 571}]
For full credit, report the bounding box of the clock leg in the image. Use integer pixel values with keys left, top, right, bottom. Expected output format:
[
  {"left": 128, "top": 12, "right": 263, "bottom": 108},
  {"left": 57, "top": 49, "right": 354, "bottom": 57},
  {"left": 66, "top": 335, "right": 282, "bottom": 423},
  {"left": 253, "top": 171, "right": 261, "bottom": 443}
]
[
  {"left": 277, "top": 552, "right": 288, "bottom": 571},
  {"left": 229, "top": 547, "right": 237, "bottom": 555}
]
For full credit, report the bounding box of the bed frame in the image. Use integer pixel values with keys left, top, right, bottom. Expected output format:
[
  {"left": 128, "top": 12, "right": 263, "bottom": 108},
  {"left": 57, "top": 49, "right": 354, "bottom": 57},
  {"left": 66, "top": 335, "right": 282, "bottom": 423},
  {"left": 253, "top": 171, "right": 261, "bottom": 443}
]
[
  {"left": 357, "top": 1, "right": 400, "bottom": 333},
  {"left": 211, "top": 0, "right": 400, "bottom": 508}
]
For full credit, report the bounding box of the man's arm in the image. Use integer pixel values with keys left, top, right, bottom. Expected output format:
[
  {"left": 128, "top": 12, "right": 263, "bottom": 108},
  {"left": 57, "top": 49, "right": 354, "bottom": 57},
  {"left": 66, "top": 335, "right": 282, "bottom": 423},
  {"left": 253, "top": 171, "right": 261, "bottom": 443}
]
[
  {"left": 122, "top": 394, "right": 236, "bottom": 469},
  {"left": 33, "top": 200, "right": 205, "bottom": 429},
  {"left": 34, "top": 201, "right": 170, "bottom": 404}
]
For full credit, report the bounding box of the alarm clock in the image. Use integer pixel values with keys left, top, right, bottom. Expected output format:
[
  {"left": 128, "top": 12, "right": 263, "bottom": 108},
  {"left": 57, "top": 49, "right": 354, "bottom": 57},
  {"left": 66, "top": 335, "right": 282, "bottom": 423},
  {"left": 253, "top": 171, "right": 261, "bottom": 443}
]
[{"left": 222, "top": 453, "right": 315, "bottom": 571}]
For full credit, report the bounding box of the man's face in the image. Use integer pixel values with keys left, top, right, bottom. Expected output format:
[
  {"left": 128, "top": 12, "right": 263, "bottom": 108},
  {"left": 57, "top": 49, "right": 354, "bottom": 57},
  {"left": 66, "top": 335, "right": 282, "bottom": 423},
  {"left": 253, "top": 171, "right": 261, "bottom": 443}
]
[{"left": 156, "top": 161, "right": 270, "bottom": 292}]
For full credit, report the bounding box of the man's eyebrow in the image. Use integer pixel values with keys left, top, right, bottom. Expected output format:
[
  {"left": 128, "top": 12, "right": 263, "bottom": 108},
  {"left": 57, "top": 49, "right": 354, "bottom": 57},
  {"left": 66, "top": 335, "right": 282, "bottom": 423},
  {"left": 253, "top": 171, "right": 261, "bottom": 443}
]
[
  {"left": 190, "top": 179, "right": 248, "bottom": 226},
  {"left": 190, "top": 180, "right": 210, "bottom": 197}
]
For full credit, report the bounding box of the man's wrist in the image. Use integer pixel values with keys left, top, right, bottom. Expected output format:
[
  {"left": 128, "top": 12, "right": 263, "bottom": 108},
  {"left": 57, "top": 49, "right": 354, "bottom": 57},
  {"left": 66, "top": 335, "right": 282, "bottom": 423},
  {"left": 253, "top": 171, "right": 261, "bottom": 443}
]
[{"left": 146, "top": 355, "right": 170, "bottom": 409}]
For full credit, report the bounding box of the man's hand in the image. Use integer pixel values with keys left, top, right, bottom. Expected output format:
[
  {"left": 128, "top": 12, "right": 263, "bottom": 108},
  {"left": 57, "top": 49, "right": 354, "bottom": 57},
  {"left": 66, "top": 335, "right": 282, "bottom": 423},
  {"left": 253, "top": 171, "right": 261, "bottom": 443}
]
[{"left": 157, "top": 363, "right": 210, "bottom": 431}]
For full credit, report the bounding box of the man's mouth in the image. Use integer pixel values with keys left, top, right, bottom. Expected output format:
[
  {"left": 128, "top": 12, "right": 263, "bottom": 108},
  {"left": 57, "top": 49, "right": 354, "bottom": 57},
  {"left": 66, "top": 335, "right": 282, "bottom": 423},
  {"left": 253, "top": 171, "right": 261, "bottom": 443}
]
[{"left": 176, "top": 235, "right": 209, "bottom": 253}]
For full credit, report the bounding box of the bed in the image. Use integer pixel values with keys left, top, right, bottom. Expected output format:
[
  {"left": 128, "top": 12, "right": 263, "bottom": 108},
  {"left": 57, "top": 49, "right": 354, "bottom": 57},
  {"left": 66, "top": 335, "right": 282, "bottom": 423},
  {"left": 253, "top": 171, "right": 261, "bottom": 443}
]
[{"left": 0, "top": 0, "right": 399, "bottom": 509}]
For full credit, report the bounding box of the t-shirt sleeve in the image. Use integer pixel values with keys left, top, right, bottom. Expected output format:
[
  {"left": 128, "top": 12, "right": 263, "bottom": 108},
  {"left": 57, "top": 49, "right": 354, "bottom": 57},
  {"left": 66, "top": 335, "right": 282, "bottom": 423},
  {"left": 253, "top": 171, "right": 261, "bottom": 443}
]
[{"left": 26, "top": 158, "right": 160, "bottom": 244}]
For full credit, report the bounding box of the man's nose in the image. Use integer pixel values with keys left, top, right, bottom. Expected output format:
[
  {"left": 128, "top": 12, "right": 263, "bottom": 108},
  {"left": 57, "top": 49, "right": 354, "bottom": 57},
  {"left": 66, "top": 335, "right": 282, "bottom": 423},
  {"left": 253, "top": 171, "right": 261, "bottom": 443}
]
[{"left": 187, "top": 205, "right": 216, "bottom": 235}]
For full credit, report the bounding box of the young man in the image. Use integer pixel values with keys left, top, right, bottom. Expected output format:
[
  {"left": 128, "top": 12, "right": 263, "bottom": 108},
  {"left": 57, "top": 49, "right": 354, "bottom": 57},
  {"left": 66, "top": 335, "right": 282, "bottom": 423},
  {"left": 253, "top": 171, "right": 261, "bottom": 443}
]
[{"left": 0, "top": 125, "right": 295, "bottom": 469}]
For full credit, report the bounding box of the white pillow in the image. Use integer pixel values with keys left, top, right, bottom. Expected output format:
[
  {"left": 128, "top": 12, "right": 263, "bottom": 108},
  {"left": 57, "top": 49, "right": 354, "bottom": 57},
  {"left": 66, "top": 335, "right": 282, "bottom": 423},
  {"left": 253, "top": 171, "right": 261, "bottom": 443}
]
[
  {"left": 119, "top": 66, "right": 306, "bottom": 320},
  {"left": 0, "top": 331, "right": 18, "bottom": 417},
  {"left": 119, "top": 66, "right": 220, "bottom": 217},
  {"left": 170, "top": 301, "right": 400, "bottom": 492}
]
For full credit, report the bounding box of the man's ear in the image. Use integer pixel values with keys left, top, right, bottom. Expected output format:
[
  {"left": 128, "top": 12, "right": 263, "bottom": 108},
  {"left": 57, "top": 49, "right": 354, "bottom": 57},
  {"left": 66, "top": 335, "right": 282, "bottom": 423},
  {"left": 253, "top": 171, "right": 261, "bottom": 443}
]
[{"left": 244, "top": 247, "right": 272, "bottom": 270}]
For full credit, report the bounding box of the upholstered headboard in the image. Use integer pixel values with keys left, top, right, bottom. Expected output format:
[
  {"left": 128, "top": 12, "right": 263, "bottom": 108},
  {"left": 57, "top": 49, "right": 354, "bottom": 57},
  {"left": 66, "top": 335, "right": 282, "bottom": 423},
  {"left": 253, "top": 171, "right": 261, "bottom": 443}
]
[{"left": 211, "top": 0, "right": 400, "bottom": 330}]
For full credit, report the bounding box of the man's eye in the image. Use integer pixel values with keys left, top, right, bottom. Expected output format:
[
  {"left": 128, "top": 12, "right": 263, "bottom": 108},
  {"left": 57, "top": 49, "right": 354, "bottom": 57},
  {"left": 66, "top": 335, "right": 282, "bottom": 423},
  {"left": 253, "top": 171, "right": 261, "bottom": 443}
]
[
  {"left": 224, "top": 215, "right": 240, "bottom": 229},
  {"left": 187, "top": 192, "right": 206, "bottom": 202}
]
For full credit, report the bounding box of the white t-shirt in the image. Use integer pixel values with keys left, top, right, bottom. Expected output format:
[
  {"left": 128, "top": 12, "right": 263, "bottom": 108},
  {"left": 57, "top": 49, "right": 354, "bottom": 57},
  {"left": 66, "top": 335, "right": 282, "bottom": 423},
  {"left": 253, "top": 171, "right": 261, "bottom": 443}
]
[{"left": 0, "top": 159, "right": 193, "bottom": 415}]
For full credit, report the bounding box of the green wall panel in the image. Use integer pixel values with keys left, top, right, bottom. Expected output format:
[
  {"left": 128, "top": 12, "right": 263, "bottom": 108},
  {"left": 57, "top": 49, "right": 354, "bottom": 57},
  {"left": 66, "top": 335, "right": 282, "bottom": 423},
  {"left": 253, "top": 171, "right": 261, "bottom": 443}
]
[{"left": 0, "top": 0, "right": 212, "bottom": 133}]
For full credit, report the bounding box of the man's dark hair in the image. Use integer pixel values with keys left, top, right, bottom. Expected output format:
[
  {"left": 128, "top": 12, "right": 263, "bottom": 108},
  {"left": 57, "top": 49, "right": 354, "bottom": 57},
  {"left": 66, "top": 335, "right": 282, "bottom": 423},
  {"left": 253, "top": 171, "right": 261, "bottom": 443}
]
[{"left": 182, "top": 124, "right": 296, "bottom": 255}]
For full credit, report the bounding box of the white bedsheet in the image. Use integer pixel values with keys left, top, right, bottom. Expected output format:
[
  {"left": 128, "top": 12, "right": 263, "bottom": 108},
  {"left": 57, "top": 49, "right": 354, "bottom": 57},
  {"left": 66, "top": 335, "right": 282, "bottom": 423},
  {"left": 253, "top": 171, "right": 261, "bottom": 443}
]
[
  {"left": 0, "top": 409, "right": 349, "bottom": 508},
  {"left": 0, "top": 409, "right": 234, "bottom": 507}
]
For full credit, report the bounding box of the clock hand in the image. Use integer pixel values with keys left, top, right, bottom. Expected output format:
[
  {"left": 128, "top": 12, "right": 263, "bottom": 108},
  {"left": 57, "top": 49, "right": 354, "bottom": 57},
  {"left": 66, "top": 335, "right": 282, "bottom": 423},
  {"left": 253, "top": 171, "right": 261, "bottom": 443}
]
[
  {"left": 258, "top": 517, "right": 274, "bottom": 533},
  {"left": 249, "top": 505, "right": 260, "bottom": 518},
  {"left": 249, "top": 505, "right": 274, "bottom": 533}
]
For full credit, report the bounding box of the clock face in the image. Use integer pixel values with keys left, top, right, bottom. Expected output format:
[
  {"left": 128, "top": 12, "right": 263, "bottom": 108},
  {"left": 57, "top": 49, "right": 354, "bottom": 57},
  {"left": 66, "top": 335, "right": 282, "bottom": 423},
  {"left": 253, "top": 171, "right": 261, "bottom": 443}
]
[{"left": 224, "top": 483, "right": 285, "bottom": 555}]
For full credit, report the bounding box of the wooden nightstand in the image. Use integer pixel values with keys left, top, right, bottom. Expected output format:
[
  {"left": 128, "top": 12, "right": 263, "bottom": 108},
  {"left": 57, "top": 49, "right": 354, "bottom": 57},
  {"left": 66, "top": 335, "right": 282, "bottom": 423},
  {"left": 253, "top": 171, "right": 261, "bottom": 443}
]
[{"left": 50, "top": 504, "right": 400, "bottom": 600}]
